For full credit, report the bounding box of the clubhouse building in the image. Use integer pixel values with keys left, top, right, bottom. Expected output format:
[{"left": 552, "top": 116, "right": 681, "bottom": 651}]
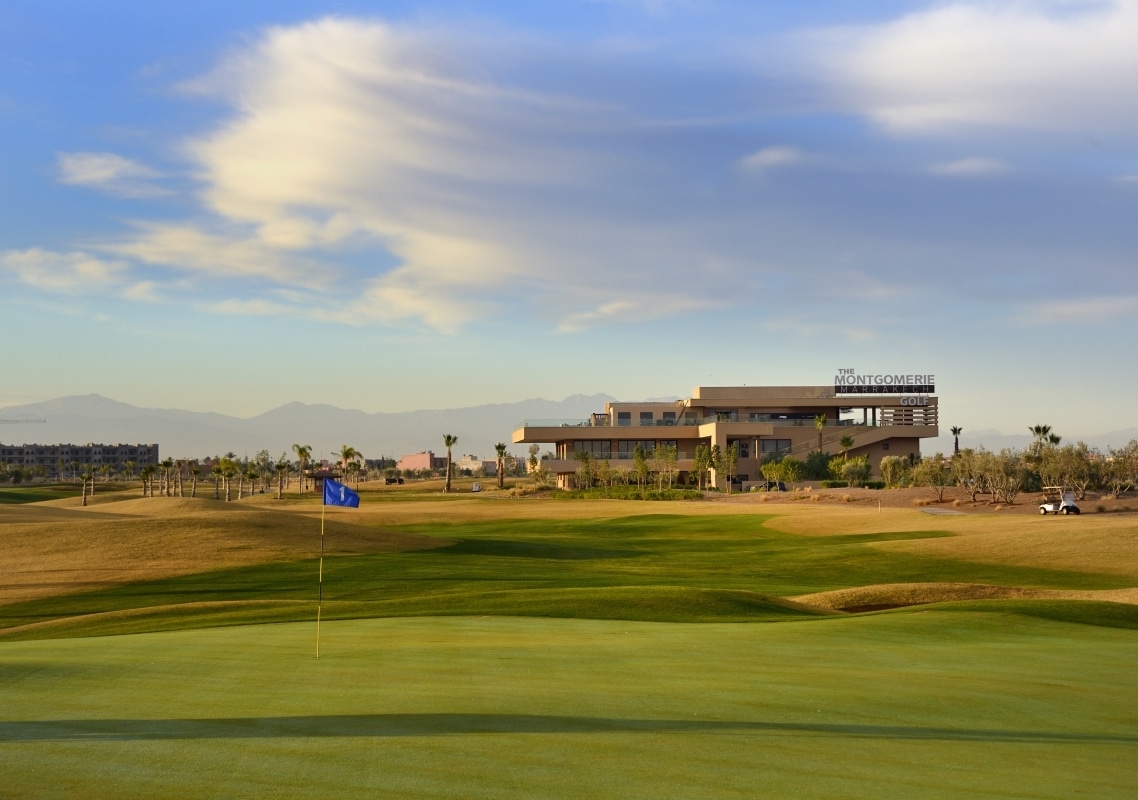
[
  {"left": 513, "top": 379, "right": 938, "bottom": 489},
  {"left": 0, "top": 443, "right": 160, "bottom": 477}
]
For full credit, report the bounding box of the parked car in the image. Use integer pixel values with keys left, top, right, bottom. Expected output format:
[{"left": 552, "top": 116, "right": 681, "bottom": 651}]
[{"left": 384, "top": 477, "right": 404, "bottom": 485}]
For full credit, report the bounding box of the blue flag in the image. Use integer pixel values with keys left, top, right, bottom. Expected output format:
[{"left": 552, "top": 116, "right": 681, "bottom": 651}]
[{"left": 323, "top": 478, "right": 360, "bottom": 508}]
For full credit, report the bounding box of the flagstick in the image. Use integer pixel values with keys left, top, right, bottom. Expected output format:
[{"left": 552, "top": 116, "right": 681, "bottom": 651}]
[{"left": 316, "top": 499, "right": 325, "bottom": 658}]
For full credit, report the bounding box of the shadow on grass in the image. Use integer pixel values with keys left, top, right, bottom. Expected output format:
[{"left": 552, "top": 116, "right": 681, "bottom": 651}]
[
  {"left": 441, "top": 539, "right": 644, "bottom": 560},
  {"left": 2, "top": 714, "right": 1134, "bottom": 744}
]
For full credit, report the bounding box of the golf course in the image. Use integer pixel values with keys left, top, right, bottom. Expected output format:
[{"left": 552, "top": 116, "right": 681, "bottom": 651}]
[{"left": 2, "top": 483, "right": 1136, "bottom": 798}]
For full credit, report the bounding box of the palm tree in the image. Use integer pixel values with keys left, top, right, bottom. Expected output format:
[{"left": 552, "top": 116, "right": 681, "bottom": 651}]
[
  {"left": 123, "top": 460, "right": 135, "bottom": 481},
  {"left": 139, "top": 465, "right": 154, "bottom": 497},
  {"left": 1028, "top": 424, "right": 1052, "bottom": 459},
  {"left": 211, "top": 462, "right": 222, "bottom": 500},
  {"left": 275, "top": 459, "right": 289, "bottom": 499},
  {"left": 839, "top": 435, "right": 854, "bottom": 461},
  {"left": 190, "top": 465, "right": 201, "bottom": 498},
  {"left": 950, "top": 426, "right": 962, "bottom": 456},
  {"left": 338, "top": 444, "right": 361, "bottom": 482},
  {"left": 814, "top": 415, "right": 827, "bottom": 453},
  {"left": 293, "top": 444, "right": 312, "bottom": 493},
  {"left": 159, "top": 457, "right": 174, "bottom": 497},
  {"left": 495, "top": 442, "right": 508, "bottom": 490},
  {"left": 80, "top": 466, "right": 92, "bottom": 506},
  {"left": 442, "top": 434, "right": 458, "bottom": 492}
]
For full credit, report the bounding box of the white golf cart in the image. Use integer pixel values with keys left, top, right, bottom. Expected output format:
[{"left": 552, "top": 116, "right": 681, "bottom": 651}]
[{"left": 1039, "top": 486, "right": 1080, "bottom": 515}]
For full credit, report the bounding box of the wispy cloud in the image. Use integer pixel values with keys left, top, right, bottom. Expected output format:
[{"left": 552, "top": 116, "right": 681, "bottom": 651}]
[
  {"left": 738, "top": 145, "right": 807, "bottom": 173},
  {"left": 928, "top": 157, "right": 1011, "bottom": 177},
  {"left": 1020, "top": 295, "right": 1138, "bottom": 323},
  {"left": 0, "top": 248, "right": 129, "bottom": 294},
  {"left": 56, "top": 152, "right": 169, "bottom": 197}
]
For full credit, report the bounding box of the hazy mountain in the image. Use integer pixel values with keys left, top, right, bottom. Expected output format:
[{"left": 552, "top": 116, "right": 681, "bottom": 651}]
[
  {"left": 928, "top": 428, "right": 1138, "bottom": 455},
  {"left": 0, "top": 393, "right": 617, "bottom": 461}
]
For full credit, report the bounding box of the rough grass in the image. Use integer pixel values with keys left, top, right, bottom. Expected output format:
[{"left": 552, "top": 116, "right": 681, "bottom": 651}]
[{"left": 3, "top": 503, "right": 1136, "bottom": 639}]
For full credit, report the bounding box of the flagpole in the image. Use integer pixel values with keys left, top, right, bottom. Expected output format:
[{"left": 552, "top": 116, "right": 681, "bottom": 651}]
[{"left": 317, "top": 497, "right": 325, "bottom": 659}]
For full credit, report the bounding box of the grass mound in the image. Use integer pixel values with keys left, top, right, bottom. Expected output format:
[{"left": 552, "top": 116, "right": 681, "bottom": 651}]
[
  {"left": 792, "top": 582, "right": 1138, "bottom": 612},
  {"left": 885, "top": 599, "right": 1138, "bottom": 630},
  {"left": 0, "top": 587, "right": 834, "bottom": 640}
]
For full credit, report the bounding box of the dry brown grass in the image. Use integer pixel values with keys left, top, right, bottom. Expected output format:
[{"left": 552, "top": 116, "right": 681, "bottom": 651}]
[
  {"left": 792, "top": 583, "right": 1138, "bottom": 611},
  {"left": 0, "top": 495, "right": 451, "bottom": 605}
]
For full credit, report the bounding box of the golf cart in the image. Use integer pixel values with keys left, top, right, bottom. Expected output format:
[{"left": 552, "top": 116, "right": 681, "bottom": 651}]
[{"left": 1039, "top": 487, "right": 1080, "bottom": 515}]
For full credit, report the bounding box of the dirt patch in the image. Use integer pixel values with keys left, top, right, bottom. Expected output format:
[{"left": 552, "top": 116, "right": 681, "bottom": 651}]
[{"left": 791, "top": 582, "right": 1138, "bottom": 611}]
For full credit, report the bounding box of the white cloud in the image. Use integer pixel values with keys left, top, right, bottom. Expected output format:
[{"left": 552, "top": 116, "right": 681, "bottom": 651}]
[
  {"left": 56, "top": 152, "right": 169, "bottom": 197},
  {"left": 1021, "top": 294, "right": 1138, "bottom": 323},
  {"left": 738, "top": 145, "right": 806, "bottom": 173},
  {"left": 928, "top": 157, "right": 1011, "bottom": 176},
  {"left": 804, "top": 1, "right": 1138, "bottom": 135},
  {"left": 0, "top": 248, "right": 129, "bottom": 294}
]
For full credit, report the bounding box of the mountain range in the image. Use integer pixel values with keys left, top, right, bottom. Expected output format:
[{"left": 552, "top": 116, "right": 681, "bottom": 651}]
[
  {"left": 2, "top": 395, "right": 1135, "bottom": 462},
  {"left": 0, "top": 394, "right": 618, "bottom": 462}
]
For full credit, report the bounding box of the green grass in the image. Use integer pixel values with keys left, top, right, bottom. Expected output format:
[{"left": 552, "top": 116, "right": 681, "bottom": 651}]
[
  {"left": 2, "top": 613, "right": 1136, "bottom": 799},
  {"left": 3, "top": 514, "right": 1133, "bottom": 639},
  {"left": 0, "top": 484, "right": 83, "bottom": 504}
]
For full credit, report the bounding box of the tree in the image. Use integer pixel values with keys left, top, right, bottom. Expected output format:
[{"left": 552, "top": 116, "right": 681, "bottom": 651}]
[
  {"left": 691, "top": 443, "right": 711, "bottom": 491},
  {"left": 911, "top": 453, "right": 950, "bottom": 502},
  {"left": 123, "top": 460, "right": 136, "bottom": 481},
  {"left": 841, "top": 456, "right": 872, "bottom": 487},
  {"left": 950, "top": 448, "right": 982, "bottom": 500},
  {"left": 1105, "top": 440, "right": 1138, "bottom": 498},
  {"left": 275, "top": 459, "right": 289, "bottom": 499},
  {"left": 803, "top": 450, "right": 830, "bottom": 480},
  {"left": 338, "top": 444, "right": 361, "bottom": 484},
  {"left": 780, "top": 457, "right": 804, "bottom": 487},
  {"left": 880, "top": 455, "right": 909, "bottom": 489},
  {"left": 950, "top": 426, "right": 962, "bottom": 456},
  {"left": 495, "top": 442, "right": 508, "bottom": 490},
  {"left": 658, "top": 443, "right": 678, "bottom": 489},
  {"left": 596, "top": 459, "right": 613, "bottom": 493},
  {"left": 572, "top": 450, "right": 593, "bottom": 490},
  {"left": 633, "top": 445, "right": 649, "bottom": 489},
  {"left": 814, "top": 414, "right": 827, "bottom": 452},
  {"left": 760, "top": 458, "right": 784, "bottom": 487},
  {"left": 709, "top": 444, "right": 723, "bottom": 490},
  {"left": 442, "top": 434, "right": 458, "bottom": 492},
  {"left": 211, "top": 462, "right": 222, "bottom": 500},
  {"left": 1028, "top": 424, "right": 1053, "bottom": 461},
  {"left": 292, "top": 444, "right": 312, "bottom": 493},
  {"left": 160, "top": 457, "right": 175, "bottom": 497},
  {"left": 839, "top": 435, "right": 854, "bottom": 461},
  {"left": 190, "top": 465, "right": 201, "bottom": 498},
  {"left": 722, "top": 442, "right": 739, "bottom": 494}
]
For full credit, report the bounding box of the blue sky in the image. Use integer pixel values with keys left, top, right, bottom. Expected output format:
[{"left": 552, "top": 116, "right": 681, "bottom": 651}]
[{"left": 2, "top": 0, "right": 1136, "bottom": 437}]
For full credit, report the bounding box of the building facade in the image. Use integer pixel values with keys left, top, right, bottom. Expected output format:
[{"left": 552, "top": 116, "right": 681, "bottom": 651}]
[
  {"left": 396, "top": 451, "right": 448, "bottom": 472},
  {"left": 513, "top": 382, "right": 938, "bottom": 489},
  {"left": 0, "top": 443, "right": 159, "bottom": 476}
]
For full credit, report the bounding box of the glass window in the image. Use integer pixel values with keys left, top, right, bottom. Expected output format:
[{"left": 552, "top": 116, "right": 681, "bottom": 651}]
[
  {"left": 617, "top": 412, "right": 631, "bottom": 427},
  {"left": 639, "top": 411, "right": 654, "bottom": 426},
  {"left": 760, "top": 439, "right": 792, "bottom": 453},
  {"left": 617, "top": 440, "right": 656, "bottom": 457}
]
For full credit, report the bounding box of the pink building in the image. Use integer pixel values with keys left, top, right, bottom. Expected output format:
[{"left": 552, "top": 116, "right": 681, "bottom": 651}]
[{"left": 397, "top": 451, "right": 447, "bottom": 472}]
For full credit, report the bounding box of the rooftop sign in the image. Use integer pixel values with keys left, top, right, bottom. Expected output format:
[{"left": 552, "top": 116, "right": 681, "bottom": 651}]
[{"left": 833, "top": 368, "right": 934, "bottom": 395}]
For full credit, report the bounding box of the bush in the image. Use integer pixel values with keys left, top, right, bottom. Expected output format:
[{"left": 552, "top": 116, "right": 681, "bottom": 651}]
[
  {"left": 804, "top": 451, "right": 831, "bottom": 480},
  {"left": 552, "top": 486, "right": 702, "bottom": 501},
  {"left": 820, "top": 480, "right": 848, "bottom": 488},
  {"left": 863, "top": 480, "right": 886, "bottom": 490}
]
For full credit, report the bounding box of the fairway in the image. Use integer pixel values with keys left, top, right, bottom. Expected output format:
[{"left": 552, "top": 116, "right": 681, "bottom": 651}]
[
  {"left": 3, "top": 614, "right": 1137, "bottom": 799},
  {"left": 2, "top": 489, "right": 1137, "bottom": 797}
]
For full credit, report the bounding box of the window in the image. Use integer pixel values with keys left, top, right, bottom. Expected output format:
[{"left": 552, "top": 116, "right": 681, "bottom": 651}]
[
  {"left": 760, "top": 439, "right": 792, "bottom": 454},
  {"left": 882, "top": 443, "right": 890, "bottom": 451},
  {"left": 729, "top": 440, "right": 750, "bottom": 458},
  {"left": 617, "top": 412, "right": 631, "bottom": 427},
  {"left": 573, "top": 441, "right": 612, "bottom": 458},
  {"left": 617, "top": 440, "right": 656, "bottom": 457},
  {"left": 662, "top": 411, "right": 676, "bottom": 426},
  {"left": 639, "top": 411, "right": 654, "bottom": 426}
]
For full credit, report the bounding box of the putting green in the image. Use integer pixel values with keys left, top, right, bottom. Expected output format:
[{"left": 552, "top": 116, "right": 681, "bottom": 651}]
[{"left": 2, "top": 611, "right": 1136, "bottom": 799}]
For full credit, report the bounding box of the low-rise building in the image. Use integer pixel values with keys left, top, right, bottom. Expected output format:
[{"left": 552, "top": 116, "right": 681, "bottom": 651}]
[
  {"left": 513, "top": 380, "right": 938, "bottom": 489},
  {"left": 0, "top": 443, "right": 159, "bottom": 477},
  {"left": 397, "top": 451, "right": 447, "bottom": 472},
  {"left": 453, "top": 455, "right": 497, "bottom": 476}
]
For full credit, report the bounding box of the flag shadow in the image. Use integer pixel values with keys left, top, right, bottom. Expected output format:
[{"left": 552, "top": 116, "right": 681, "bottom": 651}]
[{"left": 2, "top": 714, "right": 1135, "bottom": 744}]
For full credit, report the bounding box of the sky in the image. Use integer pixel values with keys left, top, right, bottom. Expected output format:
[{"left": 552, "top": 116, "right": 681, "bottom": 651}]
[{"left": 2, "top": 0, "right": 1136, "bottom": 437}]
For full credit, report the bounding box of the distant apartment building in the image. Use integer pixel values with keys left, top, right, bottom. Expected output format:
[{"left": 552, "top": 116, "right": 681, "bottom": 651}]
[
  {"left": 397, "top": 451, "right": 447, "bottom": 472},
  {"left": 0, "top": 443, "right": 159, "bottom": 476},
  {"left": 513, "top": 379, "right": 938, "bottom": 489},
  {"left": 453, "top": 455, "right": 497, "bottom": 476}
]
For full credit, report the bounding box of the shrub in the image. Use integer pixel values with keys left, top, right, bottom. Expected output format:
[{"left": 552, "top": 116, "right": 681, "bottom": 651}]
[
  {"left": 1097, "top": 503, "right": 1106, "bottom": 513},
  {"left": 864, "top": 480, "right": 886, "bottom": 490},
  {"left": 820, "top": 480, "right": 848, "bottom": 488}
]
